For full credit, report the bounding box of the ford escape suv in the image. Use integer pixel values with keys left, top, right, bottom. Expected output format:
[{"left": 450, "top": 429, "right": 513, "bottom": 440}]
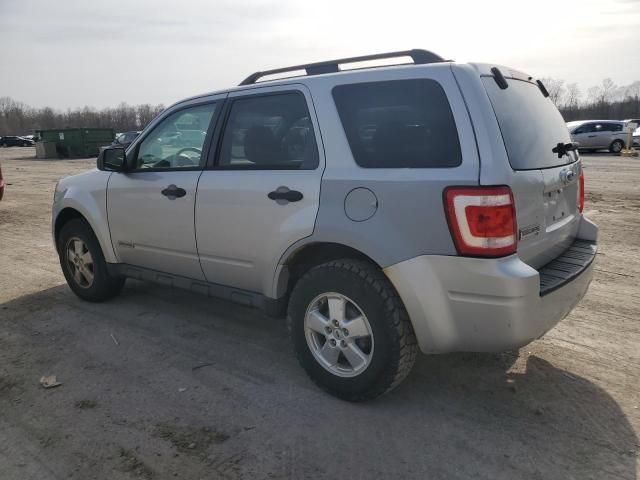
[{"left": 52, "top": 50, "right": 598, "bottom": 401}]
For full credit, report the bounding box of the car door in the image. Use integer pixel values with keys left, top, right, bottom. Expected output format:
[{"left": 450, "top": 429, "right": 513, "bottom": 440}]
[
  {"left": 572, "top": 123, "right": 595, "bottom": 148},
  {"left": 593, "top": 122, "right": 613, "bottom": 148},
  {"left": 107, "top": 97, "right": 223, "bottom": 280},
  {"left": 195, "top": 85, "right": 324, "bottom": 294},
  {"left": 607, "top": 122, "right": 625, "bottom": 142}
]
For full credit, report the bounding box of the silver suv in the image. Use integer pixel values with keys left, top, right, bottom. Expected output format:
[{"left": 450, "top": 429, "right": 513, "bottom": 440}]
[{"left": 52, "top": 50, "right": 598, "bottom": 401}]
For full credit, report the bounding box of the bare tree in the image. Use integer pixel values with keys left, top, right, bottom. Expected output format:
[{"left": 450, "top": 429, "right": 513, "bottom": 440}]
[
  {"left": 600, "top": 78, "right": 618, "bottom": 104},
  {"left": 564, "top": 83, "right": 581, "bottom": 112},
  {"left": 540, "top": 77, "right": 566, "bottom": 106}
]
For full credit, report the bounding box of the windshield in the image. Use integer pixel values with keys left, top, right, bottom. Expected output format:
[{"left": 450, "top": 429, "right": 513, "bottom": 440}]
[
  {"left": 482, "top": 77, "right": 575, "bottom": 170},
  {"left": 566, "top": 121, "right": 583, "bottom": 133}
]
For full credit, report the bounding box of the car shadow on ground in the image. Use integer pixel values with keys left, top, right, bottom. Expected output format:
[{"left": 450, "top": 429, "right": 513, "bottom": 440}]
[{"left": 0, "top": 284, "right": 637, "bottom": 480}]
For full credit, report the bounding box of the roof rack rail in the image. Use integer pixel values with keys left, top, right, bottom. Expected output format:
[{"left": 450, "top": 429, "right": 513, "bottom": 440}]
[{"left": 239, "top": 49, "right": 446, "bottom": 86}]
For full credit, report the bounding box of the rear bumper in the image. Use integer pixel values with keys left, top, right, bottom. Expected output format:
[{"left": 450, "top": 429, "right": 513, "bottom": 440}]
[{"left": 384, "top": 217, "right": 598, "bottom": 354}]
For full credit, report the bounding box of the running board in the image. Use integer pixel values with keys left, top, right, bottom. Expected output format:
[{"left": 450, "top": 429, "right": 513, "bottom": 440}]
[{"left": 106, "top": 264, "right": 286, "bottom": 317}]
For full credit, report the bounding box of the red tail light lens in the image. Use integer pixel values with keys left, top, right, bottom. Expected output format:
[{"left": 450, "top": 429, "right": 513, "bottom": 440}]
[
  {"left": 578, "top": 171, "right": 585, "bottom": 213},
  {"left": 444, "top": 186, "right": 517, "bottom": 257}
]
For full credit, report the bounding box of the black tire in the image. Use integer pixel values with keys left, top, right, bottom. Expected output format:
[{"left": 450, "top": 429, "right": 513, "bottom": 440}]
[
  {"left": 57, "top": 218, "right": 125, "bottom": 302},
  {"left": 288, "top": 259, "right": 418, "bottom": 401},
  {"left": 609, "top": 139, "right": 624, "bottom": 154},
  {"left": 1, "top": 143, "right": 7, "bottom": 148}
]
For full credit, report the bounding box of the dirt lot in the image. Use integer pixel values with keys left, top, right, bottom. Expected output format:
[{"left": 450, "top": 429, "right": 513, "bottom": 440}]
[{"left": 0, "top": 146, "right": 639, "bottom": 480}]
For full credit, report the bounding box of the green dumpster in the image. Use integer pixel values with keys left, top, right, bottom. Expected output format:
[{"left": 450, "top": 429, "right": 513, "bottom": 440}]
[{"left": 35, "top": 128, "right": 115, "bottom": 158}]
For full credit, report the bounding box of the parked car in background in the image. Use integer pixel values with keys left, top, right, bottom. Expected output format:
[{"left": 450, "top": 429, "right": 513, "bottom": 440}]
[
  {"left": 52, "top": 50, "right": 598, "bottom": 401},
  {"left": 111, "top": 131, "right": 141, "bottom": 149},
  {"left": 0, "top": 162, "right": 5, "bottom": 201},
  {"left": 567, "top": 120, "right": 627, "bottom": 153},
  {"left": 0, "top": 136, "right": 35, "bottom": 147}
]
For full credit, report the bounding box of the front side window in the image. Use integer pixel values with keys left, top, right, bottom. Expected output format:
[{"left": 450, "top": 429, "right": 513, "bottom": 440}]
[
  {"left": 218, "top": 92, "right": 318, "bottom": 170},
  {"left": 133, "top": 103, "right": 216, "bottom": 170},
  {"left": 332, "top": 79, "right": 462, "bottom": 168}
]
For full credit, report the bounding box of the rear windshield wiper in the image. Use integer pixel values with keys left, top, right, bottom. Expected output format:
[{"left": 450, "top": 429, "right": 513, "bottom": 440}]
[
  {"left": 552, "top": 142, "right": 578, "bottom": 158},
  {"left": 491, "top": 67, "right": 509, "bottom": 89},
  {"left": 536, "top": 80, "right": 550, "bottom": 98}
]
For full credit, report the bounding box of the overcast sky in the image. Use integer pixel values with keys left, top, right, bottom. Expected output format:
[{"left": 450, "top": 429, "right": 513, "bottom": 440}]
[{"left": 1, "top": 0, "right": 639, "bottom": 109}]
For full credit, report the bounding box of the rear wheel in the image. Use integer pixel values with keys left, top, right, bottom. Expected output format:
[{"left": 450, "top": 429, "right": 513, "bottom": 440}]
[
  {"left": 609, "top": 139, "right": 624, "bottom": 154},
  {"left": 288, "top": 259, "right": 417, "bottom": 401},
  {"left": 58, "top": 218, "right": 125, "bottom": 302}
]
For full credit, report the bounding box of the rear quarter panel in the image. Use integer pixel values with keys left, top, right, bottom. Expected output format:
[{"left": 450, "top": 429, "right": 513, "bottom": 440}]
[{"left": 274, "top": 63, "right": 480, "bottom": 297}]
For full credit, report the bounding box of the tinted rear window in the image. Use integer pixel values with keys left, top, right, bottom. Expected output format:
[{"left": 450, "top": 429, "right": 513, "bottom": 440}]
[
  {"left": 482, "top": 77, "right": 574, "bottom": 170},
  {"left": 332, "top": 79, "right": 462, "bottom": 168}
]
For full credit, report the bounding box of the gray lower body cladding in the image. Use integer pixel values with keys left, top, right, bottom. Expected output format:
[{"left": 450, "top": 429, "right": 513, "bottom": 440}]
[{"left": 384, "top": 217, "right": 598, "bottom": 354}]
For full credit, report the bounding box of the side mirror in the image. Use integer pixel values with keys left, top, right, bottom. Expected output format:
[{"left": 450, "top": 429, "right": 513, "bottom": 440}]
[{"left": 97, "top": 147, "right": 127, "bottom": 171}]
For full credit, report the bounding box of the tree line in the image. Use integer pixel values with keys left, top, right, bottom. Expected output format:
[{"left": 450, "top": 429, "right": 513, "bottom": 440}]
[
  {"left": 541, "top": 78, "right": 640, "bottom": 121},
  {"left": 0, "top": 97, "right": 165, "bottom": 136},
  {"left": 1, "top": 77, "right": 639, "bottom": 137}
]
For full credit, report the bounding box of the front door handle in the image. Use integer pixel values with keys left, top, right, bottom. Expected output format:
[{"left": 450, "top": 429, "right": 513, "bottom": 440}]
[
  {"left": 268, "top": 187, "right": 303, "bottom": 204},
  {"left": 588, "top": 135, "right": 597, "bottom": 138},
  {"left": 161, "top": 184, "right": 186, "bottom": 199}
]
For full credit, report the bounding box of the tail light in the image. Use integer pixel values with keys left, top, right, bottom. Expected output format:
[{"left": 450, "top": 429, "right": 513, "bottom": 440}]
[
  {"left": 444, "top": 186, "right": 517, "bottom": 257},
  {"left": 578, "top": 171, "right": 585, "bottom": 213}
]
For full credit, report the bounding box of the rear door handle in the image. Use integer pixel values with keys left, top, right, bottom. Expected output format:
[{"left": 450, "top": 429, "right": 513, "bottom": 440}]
[
  {"left": 161, "top": 184, "right": 186, "bottom": 199},
  {"left": 268, "top": 187, "right": 303, "bottom": 203},
  {"left": 588, "top": 135, "right": 596, "bottom": 138}
]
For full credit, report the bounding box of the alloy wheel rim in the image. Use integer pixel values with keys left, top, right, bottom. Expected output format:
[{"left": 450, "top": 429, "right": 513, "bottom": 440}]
[
  {"left": 304, "top": 292, "right": 374, "bottom": 378},
  {"left": 65, "top": 237, "right": 94, "bottom": 288}
]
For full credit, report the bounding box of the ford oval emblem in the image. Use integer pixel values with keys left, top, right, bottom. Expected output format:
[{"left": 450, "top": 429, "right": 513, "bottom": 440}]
[{"left": 560, "top": 169, "right": 576, "bottom": 184}]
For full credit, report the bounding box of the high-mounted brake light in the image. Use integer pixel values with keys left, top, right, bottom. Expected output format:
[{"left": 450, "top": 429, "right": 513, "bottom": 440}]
[
  {"left": 578, "top": 171, "right": 585, "bottom": 213},
  {"left": 444, "top": 186, "right": 517, "bottom": 257}
]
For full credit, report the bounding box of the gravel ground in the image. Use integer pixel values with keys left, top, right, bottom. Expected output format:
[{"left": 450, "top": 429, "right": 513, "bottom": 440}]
[{"left": 0, "top": 147, "right": 638, "bottom": 480}]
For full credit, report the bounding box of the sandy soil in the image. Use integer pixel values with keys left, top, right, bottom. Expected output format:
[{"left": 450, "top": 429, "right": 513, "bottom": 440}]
[{"left": 0, "top": 147, "right": 638, "bottom": 479}]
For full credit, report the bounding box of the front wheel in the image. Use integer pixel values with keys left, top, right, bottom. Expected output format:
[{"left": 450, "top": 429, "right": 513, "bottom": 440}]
[
  {"left": 609, "top": 139, "right": 624, "bottom": 154},
  {"left": 58, "top": 218, "right": 125, "bottom": 302},
  {"left": 288, "top": 259, "right": 417, "bottom": 401}
]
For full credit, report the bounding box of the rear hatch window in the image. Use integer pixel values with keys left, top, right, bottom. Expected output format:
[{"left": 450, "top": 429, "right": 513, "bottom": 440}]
[{"left": 482, "top": 77, "right": 574, "bottom": 170}]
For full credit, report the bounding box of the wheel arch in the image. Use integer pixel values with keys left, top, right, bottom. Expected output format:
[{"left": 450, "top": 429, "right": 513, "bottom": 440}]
[
  {"left": 53, "top": 204, "right": 117, "bottom": 263},
  {"left": 273, "top": 241, "right": 384, "bottom": 300},
  {"left": 610, "top": 138, "right": 625, "bottom": 152}
]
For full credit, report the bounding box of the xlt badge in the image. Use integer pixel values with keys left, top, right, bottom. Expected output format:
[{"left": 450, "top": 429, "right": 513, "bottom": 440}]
[{"left": 519, "top": 224, "right": 541, "bottom": 241}]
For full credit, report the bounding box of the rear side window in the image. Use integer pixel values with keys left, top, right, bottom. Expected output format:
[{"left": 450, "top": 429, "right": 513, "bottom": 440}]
[
  {"left": 332, "top": 79, "right": 462, "bottom": 168},
  {"left": 218, "top": 92, "right": 318, "bottom": 170}
]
